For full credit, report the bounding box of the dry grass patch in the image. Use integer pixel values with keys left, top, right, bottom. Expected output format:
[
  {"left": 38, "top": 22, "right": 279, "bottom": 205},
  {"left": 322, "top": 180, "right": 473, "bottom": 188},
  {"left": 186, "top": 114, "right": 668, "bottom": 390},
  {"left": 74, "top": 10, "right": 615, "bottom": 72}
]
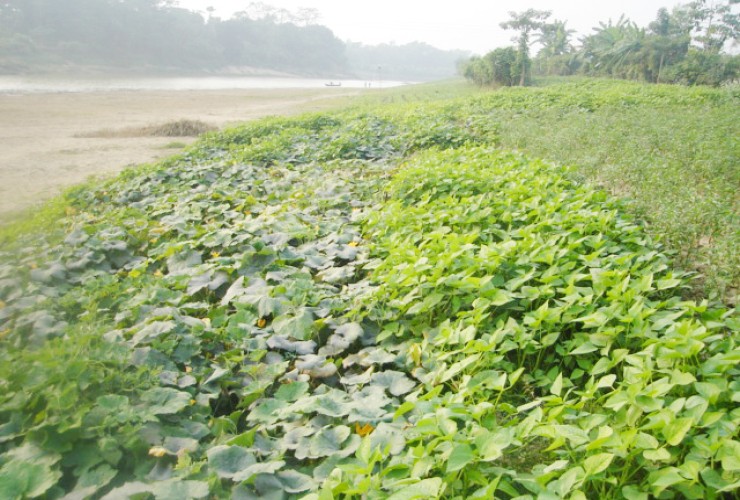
[{"left": 77, "top": 119, "right": 216, "bottom": 138}]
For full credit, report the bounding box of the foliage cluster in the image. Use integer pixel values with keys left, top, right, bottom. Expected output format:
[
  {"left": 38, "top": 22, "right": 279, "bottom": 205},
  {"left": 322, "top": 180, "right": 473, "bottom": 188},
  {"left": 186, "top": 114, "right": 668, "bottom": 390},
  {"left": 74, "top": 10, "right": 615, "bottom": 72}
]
[
  {"left": 462, "top": 48, "right": 520, "bottom": 87},
  {"left": 363, "top": 78, "right": 739, "bottom": 304},
  {"left": 0, "top": 80, "right": 738, "bottom": 499},
  {"left": 463, "top": 1, "right": 739, "bottom": 87},
  {"left": 0, "top": 0, "right": 464, "bottom": 80}
]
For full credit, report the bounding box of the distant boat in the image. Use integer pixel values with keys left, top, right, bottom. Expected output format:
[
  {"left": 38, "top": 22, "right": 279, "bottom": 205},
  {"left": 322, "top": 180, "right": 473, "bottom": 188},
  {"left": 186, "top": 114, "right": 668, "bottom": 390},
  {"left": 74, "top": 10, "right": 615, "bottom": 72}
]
[{"left": 324, "top": 82, "right": 342, "bottom": 87}]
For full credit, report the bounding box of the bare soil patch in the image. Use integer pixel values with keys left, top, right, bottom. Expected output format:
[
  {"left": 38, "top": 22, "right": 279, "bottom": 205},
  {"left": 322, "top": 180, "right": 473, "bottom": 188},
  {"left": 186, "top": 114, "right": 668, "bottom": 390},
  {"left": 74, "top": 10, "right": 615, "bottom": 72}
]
[{"left": 0, "top": 87, "right": 358, "bottom": 220}]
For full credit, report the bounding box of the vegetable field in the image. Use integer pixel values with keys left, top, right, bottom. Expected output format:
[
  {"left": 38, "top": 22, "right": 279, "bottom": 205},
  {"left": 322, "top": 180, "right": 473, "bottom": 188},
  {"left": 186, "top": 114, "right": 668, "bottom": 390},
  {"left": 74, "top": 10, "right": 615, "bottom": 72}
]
[{"left": 0, "top": 80, "right": 738, "bottom": 499}]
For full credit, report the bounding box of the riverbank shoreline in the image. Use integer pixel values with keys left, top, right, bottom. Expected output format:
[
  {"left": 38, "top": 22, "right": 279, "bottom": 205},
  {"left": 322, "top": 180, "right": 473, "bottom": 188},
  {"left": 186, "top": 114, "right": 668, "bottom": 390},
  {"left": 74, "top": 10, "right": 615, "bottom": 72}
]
[{"left": 0, "top": 87, "right": 361, "bottom": 220}]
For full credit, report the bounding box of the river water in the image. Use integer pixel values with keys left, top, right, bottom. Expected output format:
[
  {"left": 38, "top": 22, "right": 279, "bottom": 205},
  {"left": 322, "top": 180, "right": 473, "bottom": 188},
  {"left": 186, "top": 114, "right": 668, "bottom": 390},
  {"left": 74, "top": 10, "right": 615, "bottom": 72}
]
[{"left": 0, "top": 76, "right": 410, "bottom": 94}]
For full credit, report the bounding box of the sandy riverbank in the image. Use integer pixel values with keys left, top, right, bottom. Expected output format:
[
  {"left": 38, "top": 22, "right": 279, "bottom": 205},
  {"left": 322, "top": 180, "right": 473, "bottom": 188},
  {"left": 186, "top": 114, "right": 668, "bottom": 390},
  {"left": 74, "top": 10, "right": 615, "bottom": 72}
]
[{"left": 0, "top": 87, "right": 360, "bottom": 220}]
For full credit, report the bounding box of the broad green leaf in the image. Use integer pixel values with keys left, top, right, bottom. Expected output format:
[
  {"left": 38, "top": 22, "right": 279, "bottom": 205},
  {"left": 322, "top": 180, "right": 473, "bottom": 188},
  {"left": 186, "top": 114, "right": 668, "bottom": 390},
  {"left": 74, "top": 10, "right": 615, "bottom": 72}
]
[
  {"left": 438, "top": 355, "right": 481, "bottom": 384},
  {"left": 572, "top": 311, "right": 608, "bottom": 328},
  {"left": 543, "top": 460, "right": 570, "bottom": 474},
  {"left": 633, "top": 433, "right": 660, "bottom": 450},
  {"left": 207, "top": 445, "right": 256, "bottom": 479},
  {"left": 650, "top": 310, "right": 685, "bottom": 331},
  {"left": 308, "top": 392, "right": 350, "bottom": 417},
  {"left": 258, "top": 296, "right": 283, "bottom": 318},
  {"left": 247, "top": 399, "right": 288, "bottom": 424},
  {"left": 475, "top": 428, "right": 514, "bottom": 462},
  {"left": 322, "top": 322, "right": 363, "bottom": 356},
  {"left": 76, "top": 464, "right": 117, "bottom": 490},
  {"left": 95, "top": 395, "right": 129, "bottom": 412},
  {"left": 662, "top": 417, "right": 693, "bottom": 446},
  {"left": 371, "top": 371, "right": 416, "bottom": 396},
  {"left": 656, "top": 277, "right": 681, "bottom": 290},
  {"left": 550, "top": 372, "right": 563, "bottom": 397},
  {"left": 232, "top": 460, "right": 286, "bottom": 482},
  {"left": 551, "top": 466, "right": 584, "bottom": 497},
  {"left": 643, "top": 448, "right": 671, "bottom": 461},
  {"left": 163, "top": 437, "right": 199, "bottom": 455},
  {"left": 0, "top": 414, "right": 21, "bottom": 444},
  {"left": 569, "top": 341, "right": 598, "bottom": 355},
  {"left": 166, "top": 250, "right": 202, "bottom": 275},
  {"left": 387, "top": 478, "right": 443, "bottom": 500},
  {"left": 670, "top": 370, "right": 696, "bottom": 386},
  {"left": 220, "top": 276, "right": 247, "bottom": 305},
  {"left": 306, "top": 426, "right": 352, "bottom": 458},
  {"left": 277, "top": 470, "right": 315, "bottom": 494},
  {"left": 517, "top": 400, "right": 543, "bottom": 413},
  {"left": 0, "top": 460, "right": 61, "bottom": 499},
  {"left": 187, "top": 271, "right": 229, "bottom": 296},
  {"left": 717, "top": 440, "right": 740, "bottom": 471},
  {"left": 487, "top": 288, "right": 514, "bottom": 306},
  {"left": 267, "top": 335, "right": 317, "bottom": 355},
  {"left": 346, "top": 394, "right": 392, "bottom": 421},
  {"left": 407, "top": 293, "right": 445, "bottom": 314},
  {"left": 275, "top": 382, "right": 310, "bottom": 402},
  {"left": 131, "top": 320, "right": 176, "bottom": 345},
  {"left": 621, "top": 485, "right": 649, "bottom": 500},
  {"left": 317, "top": 265, "right": 356, "bottom": 285},
  {"left": 295, "top": 355, "right": 337, "bottom": 379},
  {"left": 447, "top": 443, "right": 474, "bottom": 473},
  {"left": 101, "top": 482, "right": 152, "bottom": 500},
  {"left": 368, "top": 423, "right": 407, "bottom": 455},
  {"left": 141, "top": 388, "right": 191, "bottom": 415},
  {"left": 393, "top": 401, "right": 415, "bottom": 419},
  {"left": 649, "top": 467, "right": 686, "bottom": 494},
  {"left": 152, "top": 480, "right": 209, "bottom": 500},
  {"left": 584, "top": 453, "right": 614, "bottom": 476},
  {"left": 203, "top": 367, "right": 229, "bottom": 386},
  {"left": 468, "top": 370, "right": 507, "bottom": 392},
  {"left": 596, "top": 374, "right": 617, "bottom": 389},
  {"left": 272, "top": 308, "right": 315, "bottom": 341}
]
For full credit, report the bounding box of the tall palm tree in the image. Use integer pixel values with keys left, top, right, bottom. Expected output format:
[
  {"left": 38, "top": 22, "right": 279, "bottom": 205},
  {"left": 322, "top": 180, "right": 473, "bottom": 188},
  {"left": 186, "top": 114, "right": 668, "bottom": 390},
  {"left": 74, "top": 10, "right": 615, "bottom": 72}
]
[
  {"left": 537, "top": 19, "right": 575, "bottom": 58},
  {"left": 581, "top": 16, "right": 647, "bottom": 79}
]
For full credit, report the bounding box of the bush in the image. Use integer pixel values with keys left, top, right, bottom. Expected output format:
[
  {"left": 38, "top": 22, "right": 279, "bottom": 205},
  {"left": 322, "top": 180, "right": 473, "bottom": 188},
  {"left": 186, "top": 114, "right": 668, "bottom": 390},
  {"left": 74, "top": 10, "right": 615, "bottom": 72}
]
[{"left": 462, "top": 47, "right": 521, "bottom": 87}]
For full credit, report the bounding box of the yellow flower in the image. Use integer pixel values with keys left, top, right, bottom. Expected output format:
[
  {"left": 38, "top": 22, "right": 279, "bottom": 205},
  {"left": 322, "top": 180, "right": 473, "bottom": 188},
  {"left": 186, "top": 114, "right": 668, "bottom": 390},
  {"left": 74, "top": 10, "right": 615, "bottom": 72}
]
[
  {"left": 148, "top": 446, "right": 168, "bottom": 458},
  {"left": 211, "top": 251, "right": 221, "bottom": 258},
  {"left": 355, "top": 422, "right": 374, "bottom": 436},
  {"left": 348, "top": 241, "right": 359, "bottom": 247},
  {"left": 257, "top": 318, "right": 267, "bottom": 328}
]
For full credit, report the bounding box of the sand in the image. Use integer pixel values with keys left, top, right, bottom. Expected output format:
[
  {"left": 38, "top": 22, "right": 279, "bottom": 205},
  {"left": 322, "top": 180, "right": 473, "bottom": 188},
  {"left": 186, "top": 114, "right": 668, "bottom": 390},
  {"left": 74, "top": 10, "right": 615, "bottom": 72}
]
[{"left": 0, "top": 87, "right": 359, "bottom": 220}]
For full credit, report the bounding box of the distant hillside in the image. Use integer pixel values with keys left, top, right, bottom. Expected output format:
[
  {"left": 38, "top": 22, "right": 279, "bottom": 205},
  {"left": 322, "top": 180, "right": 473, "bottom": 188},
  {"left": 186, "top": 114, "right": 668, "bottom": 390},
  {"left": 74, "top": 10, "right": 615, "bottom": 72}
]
[{"left": 0, "top": 0, "right": 464, "bottom": 80}]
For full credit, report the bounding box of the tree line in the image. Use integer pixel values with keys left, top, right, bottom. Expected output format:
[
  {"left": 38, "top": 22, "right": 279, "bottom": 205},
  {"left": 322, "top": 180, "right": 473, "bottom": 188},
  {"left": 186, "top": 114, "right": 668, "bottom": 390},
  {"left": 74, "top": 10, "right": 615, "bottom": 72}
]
[
  {"left": 0, "top": 0, "right": 465, "bottom": 80},
  {"left": 462, "top": 0, "right": 739, "bottom": 87}
]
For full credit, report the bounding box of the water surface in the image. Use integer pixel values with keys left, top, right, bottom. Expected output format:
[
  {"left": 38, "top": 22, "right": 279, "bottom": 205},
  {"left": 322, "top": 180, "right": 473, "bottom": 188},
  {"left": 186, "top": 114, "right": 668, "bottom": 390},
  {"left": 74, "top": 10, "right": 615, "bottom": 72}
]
[{"left": 0, "top": 76, "right": 410, "bottom": 94}]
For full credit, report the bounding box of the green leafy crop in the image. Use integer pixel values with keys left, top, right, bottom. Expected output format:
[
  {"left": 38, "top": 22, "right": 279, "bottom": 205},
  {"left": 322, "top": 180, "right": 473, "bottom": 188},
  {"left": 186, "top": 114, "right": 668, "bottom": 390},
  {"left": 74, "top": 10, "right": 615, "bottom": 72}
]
[{"left": 0, "top": 80, "right": 737, "bottom": 499}]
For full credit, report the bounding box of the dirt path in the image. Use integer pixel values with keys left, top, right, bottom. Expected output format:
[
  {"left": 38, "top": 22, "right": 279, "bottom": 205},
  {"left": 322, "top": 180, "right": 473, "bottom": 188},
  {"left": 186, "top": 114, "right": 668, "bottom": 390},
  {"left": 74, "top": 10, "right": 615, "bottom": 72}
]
[{"left": 0, "top": 88, "right": 359, "bottom": 220}]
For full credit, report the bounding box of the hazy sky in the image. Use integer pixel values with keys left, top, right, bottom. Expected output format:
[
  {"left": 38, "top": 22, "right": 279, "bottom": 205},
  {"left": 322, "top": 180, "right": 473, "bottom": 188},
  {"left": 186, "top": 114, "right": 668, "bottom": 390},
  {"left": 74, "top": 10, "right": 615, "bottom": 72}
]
[{"left": 175, "top": 0, "right": 689, "bottom": 54}]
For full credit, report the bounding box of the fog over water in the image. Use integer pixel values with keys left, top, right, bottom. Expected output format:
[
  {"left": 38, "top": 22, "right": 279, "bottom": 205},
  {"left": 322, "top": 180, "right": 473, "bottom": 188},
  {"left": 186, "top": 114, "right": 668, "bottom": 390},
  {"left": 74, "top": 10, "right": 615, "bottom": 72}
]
[{"left": 0, "top": 77, "right": 411, "bottom": 95}]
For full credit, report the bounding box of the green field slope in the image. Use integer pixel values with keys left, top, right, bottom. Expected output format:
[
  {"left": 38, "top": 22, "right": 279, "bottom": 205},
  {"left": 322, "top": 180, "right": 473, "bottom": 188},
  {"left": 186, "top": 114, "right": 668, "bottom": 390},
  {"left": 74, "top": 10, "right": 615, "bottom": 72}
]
[
  {"left": 365, "top": 78, "right": 740, "bottom": 305},
  {"left": 0, "top": 80, "right": 738, "bottom": 499}
]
